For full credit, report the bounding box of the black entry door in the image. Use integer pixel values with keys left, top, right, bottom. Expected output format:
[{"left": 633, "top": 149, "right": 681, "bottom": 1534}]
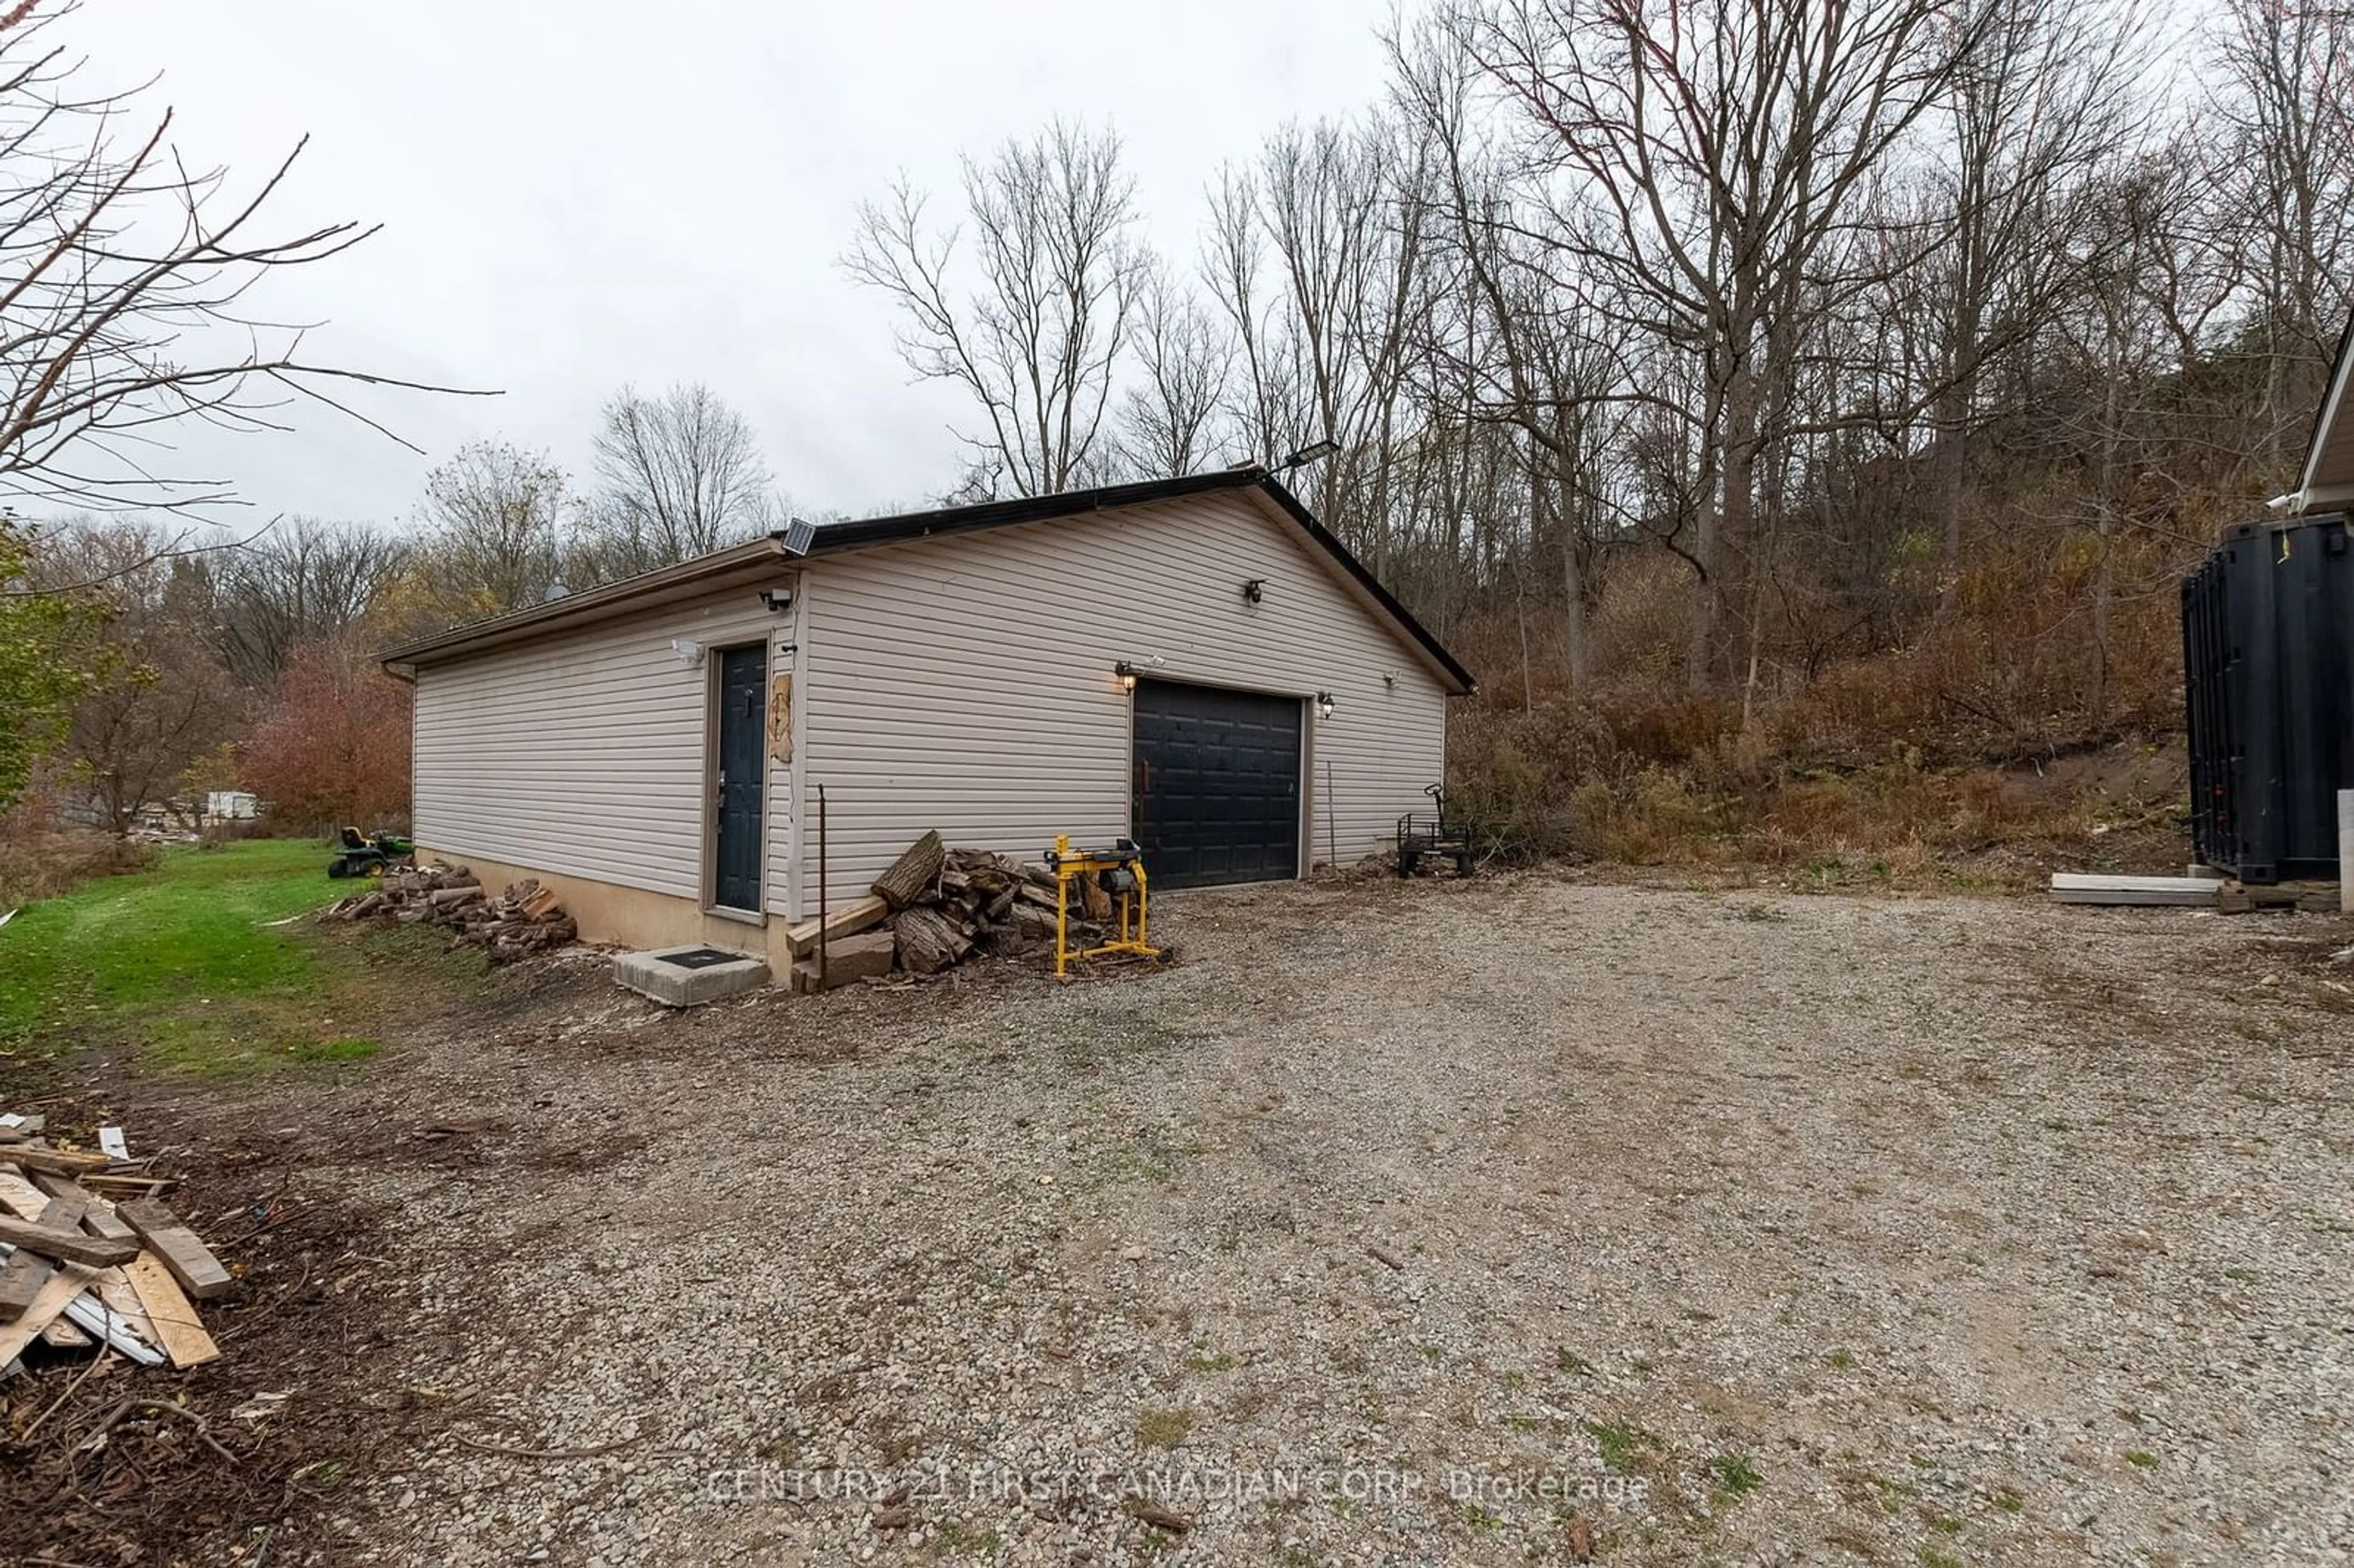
[
  {"left": 714, "top": 644, "right": 767, "bottom": 910},
  {"left": 1132, "top": 679, "right": 1302, "bottom": 889}
]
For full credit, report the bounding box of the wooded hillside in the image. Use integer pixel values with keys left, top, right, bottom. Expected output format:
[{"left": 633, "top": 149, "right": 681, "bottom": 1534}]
[{"left": 4, "top": 0, "right": 2348, "bottom": 878}]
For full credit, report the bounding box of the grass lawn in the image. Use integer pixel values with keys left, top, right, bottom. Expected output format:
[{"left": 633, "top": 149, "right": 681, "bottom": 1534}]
[{"left": 0, "top": 839, "right": 446, "bottom": 1076}]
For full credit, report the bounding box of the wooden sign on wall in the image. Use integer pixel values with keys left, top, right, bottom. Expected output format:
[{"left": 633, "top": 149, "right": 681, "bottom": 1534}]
[{"left": 769, "top": 673, "right": 793, "bottom": 763}]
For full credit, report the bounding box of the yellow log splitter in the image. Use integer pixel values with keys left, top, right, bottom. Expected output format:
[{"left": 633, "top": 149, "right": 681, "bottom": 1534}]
[{"left": 1045, "top": 834, "right": 1162, "bottom": 978}]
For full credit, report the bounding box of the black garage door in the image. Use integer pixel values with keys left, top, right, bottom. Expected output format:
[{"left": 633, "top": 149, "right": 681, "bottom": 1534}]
[{"left": 1132, "top": 679, "right": 1302, "bottom": 889}]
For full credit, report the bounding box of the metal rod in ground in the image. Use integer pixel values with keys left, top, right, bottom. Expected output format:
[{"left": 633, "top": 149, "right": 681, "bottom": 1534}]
[
  {"left": 817, "top": 782, "right": 829, "bottom": 983},
  {"left": 1325, "top": 758, "right": 1336, "bottom": 870},
  {"left": 2340, "top": 789, "right": 2352, "bottom": 916}
]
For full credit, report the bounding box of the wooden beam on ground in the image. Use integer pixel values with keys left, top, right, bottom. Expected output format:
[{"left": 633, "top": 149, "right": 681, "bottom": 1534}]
[
  {"left": 784, "top": 894, "right": 888, "bottom": 957},
  {"left": 2049, "top": 874, "right": 2220, "bottom": 907},
  {"left": 121, "top": 1254, "right": 218, "bottom": 1368},
  {"left": 4, "top": 1145, "right": 112, "bottom": 1176},
  {"left": 0, "top": 1214, "right": 139, "bottom": 1268},
  {"left": 115, "top": 1200, "right": 232, "bottom": 1300}
]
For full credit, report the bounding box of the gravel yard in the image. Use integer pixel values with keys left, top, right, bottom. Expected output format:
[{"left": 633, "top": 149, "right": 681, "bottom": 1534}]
[{"left": 244, "top": 875, "right": 2350, "bottom": 1564}]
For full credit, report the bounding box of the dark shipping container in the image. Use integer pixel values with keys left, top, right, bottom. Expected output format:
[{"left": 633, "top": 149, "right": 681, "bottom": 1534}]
[{"left": 2181, "top": 512, "right": 2354, "bottom": 883}]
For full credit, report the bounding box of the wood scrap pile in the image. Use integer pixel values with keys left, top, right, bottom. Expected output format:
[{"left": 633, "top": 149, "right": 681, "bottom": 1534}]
[
  {"left": 322, "top": 863, "right": 577, "bottom": 961},
  {"left": 0, "top": 1122, "right": 226, "bottom": 1378},
  {"left": 783, "top": 830, "right": 1109, "bottom": 992}
]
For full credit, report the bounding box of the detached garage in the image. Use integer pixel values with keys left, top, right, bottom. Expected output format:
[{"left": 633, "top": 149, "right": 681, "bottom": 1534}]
[{"left": 380, "top": 468, "right": 1476, "bottom": 967}]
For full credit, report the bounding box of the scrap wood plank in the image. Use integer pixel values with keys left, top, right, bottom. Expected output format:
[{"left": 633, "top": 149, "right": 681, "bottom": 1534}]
[
  {"left": 0, "top": 1167, "right": 46, "bottom": 1221},
  {"left": 40, "top": 1315, "right": 92, "bottom": 1348},
  {"left": 2049, "top": 874, "right": 2220, "bottom": 907},
  {"left": 0, "top": 1260, "right": 97, "bottom": 1364},
  {"left": 80, "top": 1172, "right": 174, "bottom": 1195},
  {"left": 31, "top": 1172, "right": 134, "bottom": 1241},
  {"left": 75, "top": 1266, "right": 167, "bottom": 1368},
  {"left": 116, "top": 1200, "right": 232, "bottom": 1300},
  {"left": 121, "top": 1254, "right": 217, "bottom": 1368},
  {"left": 0, "top": 1245, "right": 50, "bottom": 1321},
  {"left": 6, "top": 1145, "right": 112, "bottom": 1176},
  {"left": 0, "top": 1214, "right": 139, "bottom": 1268},
  {"left": 784, "top": 894, "right": 888, "bottom": 957}
]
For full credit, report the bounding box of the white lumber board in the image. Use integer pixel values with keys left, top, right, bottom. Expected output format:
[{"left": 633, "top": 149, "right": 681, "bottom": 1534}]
[
  {"left": 2049, "top": 875, "right": 2219, "bottom": 907},
  {"left": 69, "top": 1271, "right": 166, "bottom": 1366}
]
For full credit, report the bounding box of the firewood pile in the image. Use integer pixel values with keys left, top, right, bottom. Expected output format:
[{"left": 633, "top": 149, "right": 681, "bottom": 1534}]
[
  {"left": 0, "top": 1122, "right": 229, "bottom": 1377},
  {"left": 784, "top": 831, "right": 1112, "bottom": 992},
  {"left": 322, "top": 864, "right": 577, "bottom": 961}
]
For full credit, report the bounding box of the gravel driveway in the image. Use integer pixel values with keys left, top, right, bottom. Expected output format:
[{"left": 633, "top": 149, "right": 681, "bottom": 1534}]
[{"left": 292, "top": 874, "right": 2349, "bottom": 1566}]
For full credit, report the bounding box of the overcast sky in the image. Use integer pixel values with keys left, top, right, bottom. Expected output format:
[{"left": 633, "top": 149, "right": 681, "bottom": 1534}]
[{"left": 63, "top": 1, "right": 1398, "bottom": 531}]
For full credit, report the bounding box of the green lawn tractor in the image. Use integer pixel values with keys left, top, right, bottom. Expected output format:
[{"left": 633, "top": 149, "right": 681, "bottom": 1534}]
[{"left": 327, "top": 826, "right": 414, "bottom": 879}]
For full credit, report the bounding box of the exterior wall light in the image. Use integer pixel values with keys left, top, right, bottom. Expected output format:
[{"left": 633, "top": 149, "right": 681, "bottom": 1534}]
[
  {"left": 1243, "top": 578, "right": 1265, "bottom": 604},
  {"left": 758, "top": 587, "right": 794, "bottom": 614},
  {"left": 1115, "top": 660, "right": 1138, "bottom": 692},
  {"left": 1316, "top": 691, "right": 1335, "bottom": 720}
]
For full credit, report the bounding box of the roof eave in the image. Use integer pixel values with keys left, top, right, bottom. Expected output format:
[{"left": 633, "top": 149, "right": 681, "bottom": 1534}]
[
  {"left": 1241, "top": 477, "right": 1478, "bottom": 695},
  {"left": 2296, "top": 310, "right": 2354, "bottom": 502},
  {"left": 376, "top": 535, "right": 794, "bottom": 669}
]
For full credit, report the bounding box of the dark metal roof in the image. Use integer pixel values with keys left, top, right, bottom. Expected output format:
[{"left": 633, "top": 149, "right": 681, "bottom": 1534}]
[
  {"left": 788, "top": 467, "right": 1476, "bottom": 692},
  {"left": 382, "top": 466, "right": 1475, "bottom": 693}
]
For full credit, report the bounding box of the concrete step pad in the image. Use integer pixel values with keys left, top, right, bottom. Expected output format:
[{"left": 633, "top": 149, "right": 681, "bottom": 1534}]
[{"left": 612, "top": 945, "right": 769, "bottom": 1007}]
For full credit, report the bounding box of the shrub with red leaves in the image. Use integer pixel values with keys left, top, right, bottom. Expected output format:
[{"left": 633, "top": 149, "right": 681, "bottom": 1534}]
[{"left": 240, "top": 639, "right": 411, "bottom": 831}]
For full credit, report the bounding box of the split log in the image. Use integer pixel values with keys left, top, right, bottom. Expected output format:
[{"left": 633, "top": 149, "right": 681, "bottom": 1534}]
[
  {"left": 891, "top": 905, "right": 970, "bottom": 976},
  {"left": 1080, "top": 877, "right": 1114, "bottom": 921},
  {"left": 871, "top": 831, "right": 947, "bottom": 911}
]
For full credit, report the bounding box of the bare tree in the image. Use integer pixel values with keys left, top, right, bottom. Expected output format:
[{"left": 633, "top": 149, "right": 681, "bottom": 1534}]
[
  {"left": 28, "top": 520, "right": 242, "bottom": 832},
  {"left": 584, "top": 382, "right": 777, "bottom": 576},
  {"left": 2208, "top": 0, "right": 2354, "bottom": 487},
  {"left": 845, "top": 120, "right": 1148, "bottom": 498},
  {"left": 1205, "top": 118, "right": 1430, "bottom": 557},
  {"left": 1446, "top": 0, "right": 1989, "bottom": 688},
  {"left": 205, "top": 516, "right": 413, "bottom": 684},
  {"left": 0, "top": 4, "right": 474, "bottom": 529},
  {"left": 1908, "top": 0, "right": 2154, "bottom": 570},
  {"left": 1113, "top": 262, "right": 1233, "bottom": 479},
  {"left": 414, "top": 441, "right": 573, "bottom": 618}
]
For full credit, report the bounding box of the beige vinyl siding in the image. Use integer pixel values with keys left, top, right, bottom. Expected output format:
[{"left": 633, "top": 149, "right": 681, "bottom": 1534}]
[
  {"left": 412, "top": 596, "right": 794, "bottom": 912},
  {"left": 798, "top": 489, "right": 1449, "bottom": 896}
]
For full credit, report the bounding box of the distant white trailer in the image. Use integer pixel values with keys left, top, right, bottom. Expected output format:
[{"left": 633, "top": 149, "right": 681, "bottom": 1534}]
[{"left": 205, "top": 790, "right": 259, "bottom": 821}]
